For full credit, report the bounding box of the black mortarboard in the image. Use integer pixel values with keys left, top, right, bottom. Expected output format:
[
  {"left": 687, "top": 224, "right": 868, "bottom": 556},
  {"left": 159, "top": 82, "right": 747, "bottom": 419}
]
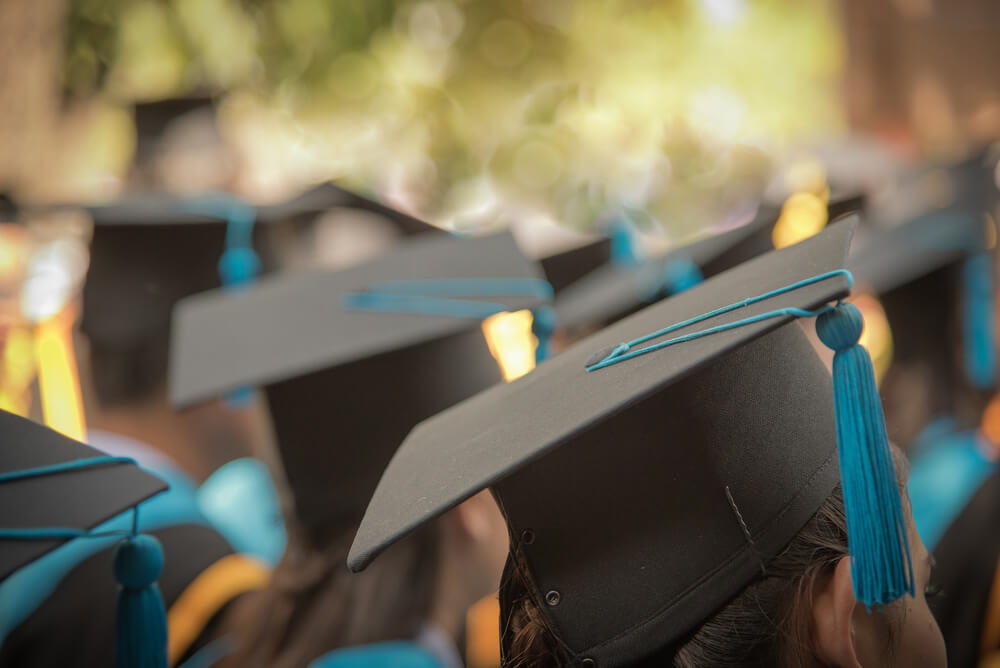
[
  {"left": 550, "top": 193, "right": 869, "bottom": 333},
  {"left": 81, "top": 185, "right": 404, "bottom": 400},
  {"left": 550, "top": 215, "right": 772, "bottom": 332},
  {"left": 256, "top": 183, "right": 439, "bottom": 237},
  {"left": 350, "top": 218, "right": 915, "bottom": 665},
  {"left": 537, "top": 239, "right": 612, "bottom": 295},
  {"left": 169, "top": 231, "right": 549, "bottom": 537},
  {"left": 0, "top": 409, "right": 170, "bottom": 667},
  {"left": 0, "top": 410, "right": 166, "bottom": 579},
  {"left": 132, "top": 96, "right": 216, "bottom": 169},
  {"left": 81, "top": 199, "right": 232, "bottom": 349},
  {"left": 850, "top": 148, "right": 999, "bottom": 395}
]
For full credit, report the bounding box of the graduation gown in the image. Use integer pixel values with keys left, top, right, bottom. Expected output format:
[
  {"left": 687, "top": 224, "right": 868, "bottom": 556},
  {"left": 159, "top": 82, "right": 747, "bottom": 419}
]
[{"left": 930, "top": 468, "right": 1000, "bottom": 668}]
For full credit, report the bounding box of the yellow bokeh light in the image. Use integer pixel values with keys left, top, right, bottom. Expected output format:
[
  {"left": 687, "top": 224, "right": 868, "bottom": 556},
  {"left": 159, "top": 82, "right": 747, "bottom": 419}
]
[
  {"left": 0, "top": 326, "right": 36, "bottom": 417},
  {"left": 852, "top": 293, "right": 894, "bottom": 386},
  {"left": 772, "top": 192, "right": 828, "bottom": 249},
  {"left": 34, "top": 306, "right": 86, "bottom": 442},
  {"left": 482, "top": 309, "right": 536, "bottom": 382}
]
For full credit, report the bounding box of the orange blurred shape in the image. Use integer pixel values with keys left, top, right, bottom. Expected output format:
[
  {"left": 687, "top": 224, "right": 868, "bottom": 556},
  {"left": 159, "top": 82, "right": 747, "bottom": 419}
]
[
  {"left": 772, "top": 191, "right": 829, "bottom": 249},
  {"left": 466, "top": 594, "right": 501, "bottom": 668},
  {"left": 482, "top": 310, "right": 536, "bottom": 382},
  {"left": 979, "top": 395, "right": 1000, "bottom": 460},
  {"left": 0, "top": 225, "right": 30, "bottom": 282},
  {"left": 34, "top": 305, "right": 86, "bottom": 441}
]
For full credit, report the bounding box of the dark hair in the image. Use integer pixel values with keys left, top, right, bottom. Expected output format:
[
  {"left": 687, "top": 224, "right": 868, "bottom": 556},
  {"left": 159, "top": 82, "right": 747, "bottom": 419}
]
[
  {"left": 218, "top": 520, "right": 442, "bottom": 668},
  {"left": 504, "top": 476, "right": 905, "bottom": 667},
  {"left": 87, "top": 336, "right": 169, "bottom": 407}
]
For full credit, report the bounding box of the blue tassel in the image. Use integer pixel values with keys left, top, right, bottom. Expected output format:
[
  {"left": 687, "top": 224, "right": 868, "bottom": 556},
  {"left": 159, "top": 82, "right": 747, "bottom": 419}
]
[
  {"left": 532, "top": 305, "right": 557, "bottom": 363},
  {"left": 815, "top": 303, "right": 914, "bottom": 608},
  {"left": 217, "top": 247, "right": 261, "bottom": 289},
  {"left": 609, "top": 220, "right": 641, "bottom": 268},
  {"left": 114, "top": 534, "right": 167, "bottom": 668},
  {"left": 661, "top": 257, "right": 703, "bottom": 296},
  {"left": 218, "top": 246, "right": 261, "bottom": 408},
  {"left": 962, "top": 253, "right": 996, "bottom": 390}
]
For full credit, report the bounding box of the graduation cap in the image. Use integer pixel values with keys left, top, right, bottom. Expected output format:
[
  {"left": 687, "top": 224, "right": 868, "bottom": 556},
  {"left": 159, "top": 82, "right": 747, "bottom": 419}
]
[
  {"left": 350, "top": 217, "right": 916, "bottom": 665},
  {"left": 550, "top": 196, "right": 866, "bottom": 333},
  {"left": 82, "top": 198, "right": 234, "bottom": 349},
  {"left": 169, "top": 231, "right": 550, "bottom": 537},
  {"left": 0, "top": 409, "right": 170, "bottom": 667},
  {"left": 537, "top": 239, "right": 612, "bottom": 295},
  {"left": 82, "top": 184, "right": 432, "bottom": 402},
  {"left": 256, "top": 183, "right": 439, "bottom": 238},
  {"left": 850, "top": 148, "right": 999, "bottom": 393}
]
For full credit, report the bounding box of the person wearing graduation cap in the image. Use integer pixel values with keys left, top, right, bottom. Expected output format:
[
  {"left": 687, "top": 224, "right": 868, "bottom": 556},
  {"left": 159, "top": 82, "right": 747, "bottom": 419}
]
[
  {"left": 170, "top": 230, "right": 551, "bottom": 668},
  {"left": 0, "top": 196, "right": 279, "bottom": 668},
  {"left": 349, "top": 217, "right": 946, "bottom": 667},
  {"left": 0, "top": 408, "right": 174, "bottom": 668}
]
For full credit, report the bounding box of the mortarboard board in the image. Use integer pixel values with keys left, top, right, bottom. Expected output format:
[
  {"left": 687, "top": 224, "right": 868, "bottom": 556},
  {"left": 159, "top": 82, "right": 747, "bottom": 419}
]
[
  {"left": 537, "top": 238, "right": 612, "bottom": 296},
  {"left": 169, "top": 231, "right": 550, "bottom": 537},
  {"left": 256, "top": 183, "right": 440, "bottom": 238},
  {"left": 349, "top": 217, "right": 915, "bottom": 664},
  {"left": 0, "top": 408, "right": 171, "bottom": 667},
  {"left": 550, "top": 195, "right": 865, "bottom": 333}
]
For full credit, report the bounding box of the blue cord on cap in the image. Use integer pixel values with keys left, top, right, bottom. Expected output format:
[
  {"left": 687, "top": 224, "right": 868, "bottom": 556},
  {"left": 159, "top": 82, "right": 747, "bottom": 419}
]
[
  {"left": 586, "top": 268, "right": 914, "bottom": 609},
  {"left": 0, "top": 456, "right": 168, "bottom": 668},
  {"left": 343, "top": 277, "right": 554, "bottom": 321},
  {"left": 180, "top": 193, "right": 261, "bottom": 408}
]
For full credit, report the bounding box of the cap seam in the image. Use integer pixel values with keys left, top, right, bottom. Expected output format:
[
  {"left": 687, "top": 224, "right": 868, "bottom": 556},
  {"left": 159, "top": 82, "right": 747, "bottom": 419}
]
[{"left": 577, "top": 450, "right": 839, "bottom": 657}]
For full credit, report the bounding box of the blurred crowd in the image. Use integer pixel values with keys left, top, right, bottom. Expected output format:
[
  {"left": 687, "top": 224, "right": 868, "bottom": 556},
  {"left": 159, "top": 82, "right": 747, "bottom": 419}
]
[{"left": 1, "top": 1, "right": 1000, "bottom": 667}]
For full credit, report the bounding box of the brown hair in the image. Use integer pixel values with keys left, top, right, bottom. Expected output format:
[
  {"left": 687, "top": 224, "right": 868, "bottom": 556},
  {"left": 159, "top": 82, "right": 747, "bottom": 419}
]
[
  {"left": 218, "top": 520, "right": 441, "bottom": 668},
  {"left": 503, "top": 479, "right": 902, "bottom": 667}
]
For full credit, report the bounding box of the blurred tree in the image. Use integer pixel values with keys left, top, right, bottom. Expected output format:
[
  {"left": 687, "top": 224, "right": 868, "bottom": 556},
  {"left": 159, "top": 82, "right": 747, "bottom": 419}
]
[{"left": 56, "top": 0, "right": 845, "bottom": 235}]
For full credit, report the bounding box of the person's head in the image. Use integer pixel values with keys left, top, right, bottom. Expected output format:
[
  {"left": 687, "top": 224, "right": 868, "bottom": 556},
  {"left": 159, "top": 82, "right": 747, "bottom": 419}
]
[
  {"left": 503, "top": 454, "right": 945, "bottom": 668},
  {"left": 220, "top": 490, "right": 508, "bottom": 668}
]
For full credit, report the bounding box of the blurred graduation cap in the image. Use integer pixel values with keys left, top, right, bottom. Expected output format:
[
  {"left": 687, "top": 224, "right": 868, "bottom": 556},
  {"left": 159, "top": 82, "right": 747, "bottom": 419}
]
[
  {"left": 850, "top": 148, "right": 999, "bottom": 394},
  {"left": 552, "top": 194, "right": 866, "bottom": 332},
  {"left": 537, "top": 238, "right": 612, "bottom": 295},
  {"left": 81, "top": 184, "right": 433, "bottom": 401},
  {"left": 80, "top": 195, "right": 248, "bottom": 407},
  {"left": 256, "top": 183, "right": 438, "bottom": 238},
  {"left": 169, "top": 231, "right": 550, "bottom": 537},
  {"left": 0, "top": 409, "right": 170, "bottom": 667},
  {"left": 350, "top": 217, "right": 915, "bottom": 664}
]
